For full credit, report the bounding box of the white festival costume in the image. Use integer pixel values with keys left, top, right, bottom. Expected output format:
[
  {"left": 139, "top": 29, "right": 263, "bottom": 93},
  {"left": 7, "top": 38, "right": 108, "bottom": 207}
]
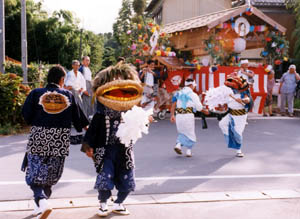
[
  {"left": 219, "top": 92, "right": 248, "bottom": 150},
  {"left": 174, "top": 87, "right": 203, "bottom": 147}
]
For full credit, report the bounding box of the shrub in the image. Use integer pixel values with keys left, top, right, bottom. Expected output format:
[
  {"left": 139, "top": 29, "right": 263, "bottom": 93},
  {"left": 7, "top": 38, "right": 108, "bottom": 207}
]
[
  {"left": 4, "top": 61, "right": 50, "bottom": 88},
  {"left": 0, "top": 72, "right": 31, "bottom": 126}
]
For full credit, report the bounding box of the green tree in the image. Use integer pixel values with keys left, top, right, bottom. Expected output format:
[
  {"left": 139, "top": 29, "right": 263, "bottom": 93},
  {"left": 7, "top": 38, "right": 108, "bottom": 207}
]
[{"left": 5, "top": 0, "right": 104, "bottom": 70}]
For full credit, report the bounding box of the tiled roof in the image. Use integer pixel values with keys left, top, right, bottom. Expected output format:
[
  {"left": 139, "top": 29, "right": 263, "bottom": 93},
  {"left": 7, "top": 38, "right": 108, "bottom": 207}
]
[
  {"left": 162, "top": 5, "right": 286, "bottom": 34},
  {"left": 146, "top": 0, "right": 160, "bottom": 12},
  {"left": 251, "top": 0, "right": 287, "bottom": 6}
]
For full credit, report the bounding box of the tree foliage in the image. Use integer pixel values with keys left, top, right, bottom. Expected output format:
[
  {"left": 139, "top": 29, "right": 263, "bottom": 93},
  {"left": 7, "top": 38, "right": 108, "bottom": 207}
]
[{"left": 5, "top": 0, "right": 104, "bottom": 70}]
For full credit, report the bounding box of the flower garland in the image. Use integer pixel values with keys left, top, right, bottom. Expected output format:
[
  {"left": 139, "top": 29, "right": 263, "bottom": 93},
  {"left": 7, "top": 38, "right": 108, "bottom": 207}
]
[{"left": 260, "top": 31, "right": 289, "bottom": 62}]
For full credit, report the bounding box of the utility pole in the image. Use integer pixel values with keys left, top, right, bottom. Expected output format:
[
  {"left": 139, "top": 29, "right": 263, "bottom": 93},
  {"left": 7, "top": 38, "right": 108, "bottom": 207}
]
[
  {"left": 0, "top": 0, "right": 5, "bottom": 73},
  {"left": 21, "top": 0, "right": 28, "bottom": 83},
  {"left": 79, "top": 28, "right": 83, "bottom": 60}
]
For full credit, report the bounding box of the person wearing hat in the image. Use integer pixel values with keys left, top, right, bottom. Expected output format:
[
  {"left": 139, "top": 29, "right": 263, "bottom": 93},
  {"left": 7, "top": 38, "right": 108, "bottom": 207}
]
[
  {"left": 170, "top": 79, "right": 208, "bottom": 157},
  {"left": 238, "top": 59, "right": 255, "bottom": 85},
  {"left": 263, "top": 65, "right": 275, "bottom": 116},
  {"left": 279, "top": 64, "right": 300, "bottom": 117}
]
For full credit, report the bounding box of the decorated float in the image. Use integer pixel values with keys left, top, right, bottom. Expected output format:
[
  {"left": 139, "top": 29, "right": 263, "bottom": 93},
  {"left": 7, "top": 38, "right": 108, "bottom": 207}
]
[{"left": 127, "top": 5, "right": 289, "bottom": 114}]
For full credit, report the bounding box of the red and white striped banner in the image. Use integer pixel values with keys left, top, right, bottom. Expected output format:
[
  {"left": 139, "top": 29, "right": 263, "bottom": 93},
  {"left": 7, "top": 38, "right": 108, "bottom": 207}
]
[{"left": 164, "top": 66, "right": 267, "bottom": 114}]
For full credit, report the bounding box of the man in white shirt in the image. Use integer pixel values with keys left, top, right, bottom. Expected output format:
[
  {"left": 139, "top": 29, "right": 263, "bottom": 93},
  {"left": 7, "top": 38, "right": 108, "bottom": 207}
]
[
  {"left": 64, "top": 60, "right": 89, "bottom": 144},
  {"left": 238, "top": 59, "right": 254, "bottom": 85},
  {"left": 79, "top": 56, "right": 95, "bottom": 119},
  {"left": 64, "top": 60, "right": 88, "bottom": 96},
  {"left": 140, "top": 60, "right": 157, "bottom": 110}
]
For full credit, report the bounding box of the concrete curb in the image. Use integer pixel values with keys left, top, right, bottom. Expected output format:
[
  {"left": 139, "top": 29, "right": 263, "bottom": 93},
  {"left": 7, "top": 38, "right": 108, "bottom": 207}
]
[{"left": 1, "top": 189, "right": 300, "bottom": 212}]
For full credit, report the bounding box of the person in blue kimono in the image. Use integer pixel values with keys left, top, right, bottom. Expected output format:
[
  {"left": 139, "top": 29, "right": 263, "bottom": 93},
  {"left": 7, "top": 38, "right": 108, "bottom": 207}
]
[{"left": 21, "top": 65, "right": 89, "bottom": 219}]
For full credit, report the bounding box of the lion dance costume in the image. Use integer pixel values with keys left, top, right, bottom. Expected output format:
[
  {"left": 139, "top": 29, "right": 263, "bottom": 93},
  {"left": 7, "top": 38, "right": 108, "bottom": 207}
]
[
  {"left": 82, "top": 63, "right": 144, "bottom": 216},
  {"left": 218, "top": 75, "right": 252, "bottom": 157}
]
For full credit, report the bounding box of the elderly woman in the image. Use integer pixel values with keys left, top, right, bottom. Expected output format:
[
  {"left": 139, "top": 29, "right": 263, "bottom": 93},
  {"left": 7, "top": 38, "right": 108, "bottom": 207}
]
[{"left": 279, "top": 64, "right": 300, "bottom": 117}]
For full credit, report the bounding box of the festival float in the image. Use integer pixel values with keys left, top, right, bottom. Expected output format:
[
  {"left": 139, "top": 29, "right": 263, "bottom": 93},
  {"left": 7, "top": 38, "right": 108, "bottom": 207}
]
[{"left": 128, "top": 5, "right": 289, "bottom": 114}]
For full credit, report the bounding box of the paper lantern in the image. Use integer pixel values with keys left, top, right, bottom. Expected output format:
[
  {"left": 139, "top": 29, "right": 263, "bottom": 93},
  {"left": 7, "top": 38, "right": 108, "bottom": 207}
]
[
  {"left": 156, "top": 50, "right": 161, "bottom": 56},
  {"left": 283, "top": 57, "right": 288, "bottom": 61},
  {"left": 197, "top": 65, "right": 201, "bottom": 70},
  {"left": 166, "top": 47, "right": 171, "bottom": 52},
  {"left": 138, "top": 24, "right": 142, "bottom": 30},
  {"left": 161, "top": 51, "right": 166, "bottom": 57},
  {"left": 202, "top": 58, "right": 210, "bottom": 66},
  {"left": 127, "top": 30, "right": 132, "bottom": 35},
  {"left": 151, "top": 27, "right": 156, "bottom": 33},
  {"left": 233, "top": 38, "right": 246, "bottom": 53}
]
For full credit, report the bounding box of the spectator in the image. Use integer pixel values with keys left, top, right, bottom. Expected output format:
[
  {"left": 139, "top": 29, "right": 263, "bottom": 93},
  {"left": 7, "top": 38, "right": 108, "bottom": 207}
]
[
  {"left": 64, "top": 60, "right": 88, "bottom": 143},
  {"left": 79, "top": 56, "right": 94, "bottom": 119},
  {"left": 238, "top": 59, "right": 255, "bottom": 85},
  {"left": 140, "top": 60, "right": 158, "bottom": 110},
  {"left": 279, "top": 64, "right": 300, "bottom": 117},
  {"left": 263, "top": 65, "right": 275, "bottom": 116}
]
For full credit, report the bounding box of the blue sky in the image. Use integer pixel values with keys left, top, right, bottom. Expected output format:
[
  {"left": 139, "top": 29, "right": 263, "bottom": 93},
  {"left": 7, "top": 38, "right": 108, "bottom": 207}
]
[{"left": 34, "top": 0, "right": 123, "bottom": 33}]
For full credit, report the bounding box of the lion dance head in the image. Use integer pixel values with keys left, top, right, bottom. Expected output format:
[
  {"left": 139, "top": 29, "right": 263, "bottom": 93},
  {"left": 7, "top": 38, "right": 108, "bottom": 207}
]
[{"left": 92, "top": 63, "right": 144, "bottom": 111}]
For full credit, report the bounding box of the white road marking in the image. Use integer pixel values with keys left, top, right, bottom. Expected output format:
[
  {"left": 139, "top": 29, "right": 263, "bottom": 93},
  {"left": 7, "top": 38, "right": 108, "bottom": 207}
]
[{"left": 3, "top": 173, "right": 300, "bottom": 185}]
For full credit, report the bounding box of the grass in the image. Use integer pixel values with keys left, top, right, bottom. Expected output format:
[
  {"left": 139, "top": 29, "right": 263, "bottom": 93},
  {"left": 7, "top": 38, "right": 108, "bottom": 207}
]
[
  {"left": 0, "top": 123, "right": 29, "bottom": 136},
  {"left": 295, "top": 99, "right": 300, "bottom": 109}
]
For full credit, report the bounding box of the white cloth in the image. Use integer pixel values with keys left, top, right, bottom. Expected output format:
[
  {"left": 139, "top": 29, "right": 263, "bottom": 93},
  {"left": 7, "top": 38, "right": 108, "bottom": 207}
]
[
  {"left": 219, "top": 113, "right": 247, "bottom": 140},
  {"left": 82, "top": 66, "right": 92, "bottom": 81},
  {"left": 227, "top": 93, "right": 245, "bottom": 109},
  {"left": 174, "top": 87, "right": 203, "bottom": 142},
  {"left": 65, "top": 70, "right": 86, "bottom": 92},
  {"left": 145, "top": 72, "right": 154, "bottom": 87},
  {"left": 175, "top": 87, "right": 203, "bottom": 112},
  {"left": 176, "top": 114, "right": 196, "bottom": 142},
  {"left": 219, "top": 92, "right": 247, "bottom": 150}
]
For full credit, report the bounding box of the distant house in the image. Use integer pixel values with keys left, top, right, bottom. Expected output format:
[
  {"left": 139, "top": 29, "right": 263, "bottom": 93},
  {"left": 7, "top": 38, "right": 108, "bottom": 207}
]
[
  {"left": 233, "top": 0, "right": 296, "bottom": 56},
  {"left": 146, "top": 0, "right": 233, "bottom": 25},
  {"left": 147, "top": 0, "right": 294, "bottom": 64}
]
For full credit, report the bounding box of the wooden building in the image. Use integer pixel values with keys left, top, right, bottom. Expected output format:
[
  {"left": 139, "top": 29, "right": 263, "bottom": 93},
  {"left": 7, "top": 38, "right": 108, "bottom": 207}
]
[
  {"left": 146, "top": 0, "right": 232, "bottom": 25},
  {"left": 160, "top": 5, "right": 286, "bottom": 58}
]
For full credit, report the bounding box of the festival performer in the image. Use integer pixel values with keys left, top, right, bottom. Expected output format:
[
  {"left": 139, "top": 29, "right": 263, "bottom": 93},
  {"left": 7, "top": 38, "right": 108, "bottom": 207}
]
[
  {"left": 218, "top": 75, "right": 252, "bottom": 158},
  {"left": 170, "top": 79, "right": 208, "bottom": 157},
  {"left": 21, "top": 65, "right": 89, "bottom": 219},
  {"left": 82, "top": 63, "right": 151, "bottom": 217}
]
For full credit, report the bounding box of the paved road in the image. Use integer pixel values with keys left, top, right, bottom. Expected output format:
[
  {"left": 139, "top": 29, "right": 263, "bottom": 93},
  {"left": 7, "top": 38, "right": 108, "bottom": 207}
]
[
  {"left": 0, "top": 116, "right": 300, "bottom": 201},
  {"left": 2, "top": 199, "right": 300, "bottom": 219}
]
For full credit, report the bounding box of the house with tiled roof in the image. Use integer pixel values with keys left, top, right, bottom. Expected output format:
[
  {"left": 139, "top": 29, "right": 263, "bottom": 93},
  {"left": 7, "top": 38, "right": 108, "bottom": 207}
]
[{"left": 147, "top": 0, "right": 294, "bottom": 62}]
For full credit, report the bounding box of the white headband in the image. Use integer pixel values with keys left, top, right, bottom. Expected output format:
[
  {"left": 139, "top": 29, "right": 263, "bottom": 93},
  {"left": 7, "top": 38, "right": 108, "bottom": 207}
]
[
  {"left": 289, "top": 65, "right": 296, "bottom": 70},
  {"left": 241, "top": 59, "right": 249, "bottom": 64},
  {"left": 185, "top": 80, "right": 197, "bottom": 87}
]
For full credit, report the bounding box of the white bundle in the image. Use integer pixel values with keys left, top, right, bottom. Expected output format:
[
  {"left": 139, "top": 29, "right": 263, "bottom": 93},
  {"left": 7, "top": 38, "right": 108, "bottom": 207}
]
[
  {"left": 204, "top": 85, "right": 233, "bottom": 111},
  {"left": 116, "top": 106, "right": 153, "bottom": 147}
]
